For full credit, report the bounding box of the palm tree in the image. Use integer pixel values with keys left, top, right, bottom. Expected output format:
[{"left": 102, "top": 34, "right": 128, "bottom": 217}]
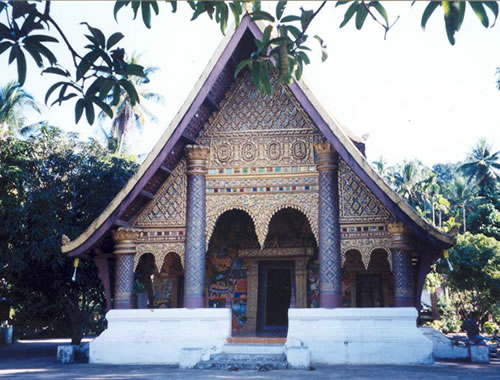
[
  {"left": 460, "top": 139, "right": 500, "bottom": 195},
  {"left": 393, "top": 160, "right": 425, "bottom": 208},
  {"left": 102, "top": 54, "right": 164, "bottom": 154},
  {"left": 0, "top": 81, "right": 40, "bottom": 137},
  {"left": 372, "top": 156, "right": 393, "bottom": 183},
  {"left": 449, "top": 177, "right": 477, "bottom": 233}
]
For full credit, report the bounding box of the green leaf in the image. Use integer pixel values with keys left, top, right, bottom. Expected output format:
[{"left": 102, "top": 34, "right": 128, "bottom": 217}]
[
  {"left": 355, "top": 4, "right": 368, "bottom": 30},
  {"left": 229, "top": 2, "right": 243, "bottom": 27},
  {"left": 16, "top": 48, "right": 27, "bottom": 86},
  {"left": 106, "top": 32, "right": 125, "bottom": 50},
  {"left": 31, "top": 41, "right": 57, "bottom": 65},
  {"left": 298, "top": 51, "right": 310, "bottom": 65},
  {"left": 484, "top": 1, "right": 498, "bottom": 26},
  {"left": 276, "top": 1, "right": 286, "bottom": 20},
  {"left": 470, "top": 1, "right": 489, "bottom": 28},
  {"left": 85, "top": 100, "right": 95, "bottom": 124},
  {"left": 0, "top": 41, "right": 12, "bottom": 55},
  {"left": 23, "top": 35, "right": 58, "bottom": 44},
  {"left": 75, "top": 98, "right": 85, "bottom": 123},
  {"left": 8, "top": 45, "right": 18, "bottom": 64},
  {"left": 216, "top": 2, "right": 229, "bottom": 35},
  {"left": 51, "top": 93, "right": 77, "bottom": 107},
  {"left": 22, "top": 42, "right": 43, "bottom": 67},
  {"left": 370, "top": 1, "right": 388, "bottom": 25},
  {"left": 286, "top": 25, "right": 301, "bottom": 39},
  {"left": 141, "top": 0, "right": 152, "bottom": 29},
  {"left": 119, "top": 79, "right": 140, "bottom": 105},
  {"left": 421, "top": 1, "right": 440, "bottom": 30},
  {"left": 234, "top": 58, "right": 252, "bottom": 78},
  {"left": 113, "top": 0, "right": 130, "bottom": 22},
  {"left": 126, "top": 63, "right": 145, "bottom": 77},
  {"left": 131, "top": 0, "right": 141, "bottom": 19},
  {"left": 42, "top": 67, "right": 69, "bottom": 77},
  {"left": 76, "top": 50, "right": 99, "bottom": 81},
  {"left": 151, "top": 1, "right": 159, "bottom": 15},
  {"left": 262, "top": 25, "right": 273, "bottom": 47},
  {"left": 301, "top": 9, "right": 314, "bottom": 31},
  {"left": 251, "top": 10, "right": 275, "bottom": 22},
  {"left": 82, "top": 23, "right": 106, "bottom": 48},
  {"left": 168, "top": 1, "right": 178, "bottom": 13},
  {"left": 98, "top": 78, "right": 114, "bottom": 100},
  {"left": 112, "top": 84, "right": 121, "bottom": 106},
  {"left": 336, "top": 1, "right": 350, "bottom": 7},
  {"left": 251, "top": 60, "right": 261, "bottom": 89},
  {"left": 45, "top": 81, "right": 66, "bottom": 105},
  {"left": 91, "top": 96, "right": 113, "bottom": 119},
  {"left": 340, "top": 2, "right": 359, "bottom": 28},
  {"left": 314, "top": 35, "right": 328, "bottom": 62},
  {"left": 280, "top": 15, "right": 301, "bottom": 23},
  {"left": 456, "top": 1, "right": 466, "bottom": 31},
  {"left": 260, "top": 61, "right": 272, "bottom": 96}
]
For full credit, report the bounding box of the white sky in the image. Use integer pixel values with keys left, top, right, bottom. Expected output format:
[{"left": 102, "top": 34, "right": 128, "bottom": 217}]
[{"left": 1, "top": 1, "right": 499, "bottom": 166}]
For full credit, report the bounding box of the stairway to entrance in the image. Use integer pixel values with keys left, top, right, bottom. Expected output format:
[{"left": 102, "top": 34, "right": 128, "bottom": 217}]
[{"left": 195, "top": 337, "right": 288, "bottom": 370}]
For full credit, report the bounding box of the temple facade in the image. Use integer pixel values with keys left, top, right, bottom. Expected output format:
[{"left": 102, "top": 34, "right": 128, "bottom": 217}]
[{"left": 62, "top": 15, "right": 454, "bottom": 365}]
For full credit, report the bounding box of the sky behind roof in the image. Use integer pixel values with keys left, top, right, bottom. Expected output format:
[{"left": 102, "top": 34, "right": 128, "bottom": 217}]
[{"left": 1, "top": 1, "right": 499, "bottom": 167}]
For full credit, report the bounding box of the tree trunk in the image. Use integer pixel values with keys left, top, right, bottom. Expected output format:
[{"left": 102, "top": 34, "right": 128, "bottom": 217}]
[
  {"left": 438, "top": 210, "right": 442, "bottom": 228},
  {"left": 431, "top": 291, "right": 440, "bottom": 320},
  {"left": 432, "top": 203, "right": 436, "bottom": 226},
  {"left": 70, "top": 310, "right": 90, "bottom": 345},
  {"left": 462, "top": 205, "right": 466, "bottom": 233}
]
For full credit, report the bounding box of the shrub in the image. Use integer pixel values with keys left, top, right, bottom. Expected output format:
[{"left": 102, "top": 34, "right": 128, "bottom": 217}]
[{"left": 483, "top": 321, "right": 499, "bottom": 335}]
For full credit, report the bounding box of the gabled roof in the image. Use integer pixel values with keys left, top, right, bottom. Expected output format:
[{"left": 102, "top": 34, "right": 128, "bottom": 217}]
[{"left": 62, "top": 15, "right": 454, "bottom": 257}]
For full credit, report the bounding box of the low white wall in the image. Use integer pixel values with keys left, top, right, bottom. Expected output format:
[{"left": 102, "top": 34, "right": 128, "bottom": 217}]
[
  {"left": 90, "top": 308, "right": 231, "bottom": 364},
  {"left": 288, "top": 307, "right": 433, "bottom": 365},
  {"left": 420, "top": 327, "right": 469, "bottom": 360}
]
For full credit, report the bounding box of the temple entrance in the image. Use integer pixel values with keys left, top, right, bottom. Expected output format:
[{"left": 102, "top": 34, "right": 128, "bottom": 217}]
[
  {"left": 257, "top": 261, "right": 295, "bottom": 335},
  {"left": 356, "top": 274, "right": 383, "bottom": 307}
]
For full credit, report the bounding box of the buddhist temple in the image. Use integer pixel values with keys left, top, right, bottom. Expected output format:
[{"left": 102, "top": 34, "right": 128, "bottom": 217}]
[{"left": 62, "top": 14, "right": 454, "bottom": 367}]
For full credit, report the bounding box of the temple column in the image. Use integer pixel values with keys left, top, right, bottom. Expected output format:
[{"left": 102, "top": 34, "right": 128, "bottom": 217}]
[
  {"left": 112, "top": 227, "right": 141, "bottom": 309},
  {"left": 388, "top": 221, "right": 415, "bottom": 307},
  {"left": 92, "top": 250, "right": 112, "bottom": 312},
  {"left": 183, "top": 145, "right": 210, "bottom": 308},
  {"left": 315, "top": 142, "right": 342, "bottom": 308}
]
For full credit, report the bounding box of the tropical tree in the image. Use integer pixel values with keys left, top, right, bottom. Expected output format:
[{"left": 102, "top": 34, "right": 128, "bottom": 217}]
[
  {"left": 449, "top": 177, "right": 477, "bottom": 233},
  {"left": 0, "top": 81, "right": 40, "bottom": 137},
  {"left": 392, "top": 160, "right": 427, "bottom": 208},
  {"left": 460, "top": 139, "right": 500, "bottom": 196},
  {"left": 102, "top": 54, "right": 164, "bottom": 154}
]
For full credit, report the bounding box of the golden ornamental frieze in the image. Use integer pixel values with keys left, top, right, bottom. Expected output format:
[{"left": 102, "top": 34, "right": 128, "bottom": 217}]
[
  {"left": 203, "top": 136, "right": 318, "bottom": 168},
  {"left": 134, "top": 242, "right": 185, "bottom": 272},
  {"left": 135, "top": 159, "right": 187, "bottom": 227},
  {"left": 206, "top": 192, "right": 319, "bottom": 249},
  {"left": 198, "top": 71, "right": 319, "bottom": 139},
  {"left": 239, "top": 247, "right": 314, "bottom": 258},
  {"left": 341, "top": 238, "right": 392, "bottom": 270},
  {"left": 339, "top": 161, "right": 391, "bottom": 224}
]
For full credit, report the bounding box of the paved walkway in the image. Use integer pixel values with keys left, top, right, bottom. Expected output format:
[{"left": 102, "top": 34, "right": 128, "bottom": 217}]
[{"left": 0, "top": 339, "right": 498, "bottom": 379}]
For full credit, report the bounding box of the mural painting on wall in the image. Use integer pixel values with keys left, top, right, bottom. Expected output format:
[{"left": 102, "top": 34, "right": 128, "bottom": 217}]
[
  {"left": 342, "top": 273, "right": 354, "bottom": 308},
  {"left": 153, "top": 275, "right": 173, "bottom": 308},
  {"left": 207, "top": 247, "right": 248, "bottom": 332},
  {"left": 307, "top": 259, "right": 319, "bottom": 308}
]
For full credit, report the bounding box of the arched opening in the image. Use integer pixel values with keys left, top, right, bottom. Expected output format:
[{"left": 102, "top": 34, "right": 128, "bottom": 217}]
[
  {"left": 262, "top": 208, "right": 317, "bottom": 334},
  {"left": 367, "top": 249, "right": 393, "bottom": 307},
  {"left": 135, "top": 253, "right": 156, "bottom": 309},
  {"left": 153, "top": 252, "right": 184, "bottom": 308},
  {"left": 206, "top": 209, "right": 258, "bottom": 334},
  {"left": 342, "top": 250, "right": 364, "bottom": 307}
]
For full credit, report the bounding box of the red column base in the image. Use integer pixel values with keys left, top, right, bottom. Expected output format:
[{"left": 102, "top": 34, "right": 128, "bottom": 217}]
[{"left": 320, "top": 292, "right": 342, "bottom": 308}]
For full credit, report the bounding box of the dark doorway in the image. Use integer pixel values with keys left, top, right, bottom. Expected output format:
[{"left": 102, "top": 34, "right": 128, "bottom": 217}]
[
  {"left": 356, "top": 274, "right": 383, "bottom": 307},
  {"left": 257, "top": 261, "right": 294, "bottom": 335}
]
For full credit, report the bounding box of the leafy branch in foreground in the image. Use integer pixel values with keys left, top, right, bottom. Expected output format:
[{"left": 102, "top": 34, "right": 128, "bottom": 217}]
[{"left": 0, "top": 1, "right": 498, "bottom": 126}]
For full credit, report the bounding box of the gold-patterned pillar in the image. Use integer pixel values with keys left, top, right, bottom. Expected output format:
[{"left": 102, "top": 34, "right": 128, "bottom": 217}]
[
  {"left": 295, "top": 258, "right": 308, "bottom": 308},
  {"left": 184, "top": 145, "right": 210, "bottom": 309},
  {"left": 388, "top": 221, "right": 415, "bottom": 307},
  {"left": 112, "top": 227, "right": 141, "bottom": 309},
  {"left": 243, "top": 261, "right": 258, "bottom": 333},
  {"left": 315, "top": 142, "right": 342, "bottom": 308}
]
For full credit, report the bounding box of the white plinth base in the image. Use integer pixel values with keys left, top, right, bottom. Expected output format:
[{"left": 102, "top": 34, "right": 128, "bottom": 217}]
[
  {"left": 287, "top": 307, "right": 433, "bottom": 365},
  {"left": 90, "top": 309, "right": 231, "bottom": 364},
  {"left": 420, "top": 327, "right": 469, "bottom": 360}
]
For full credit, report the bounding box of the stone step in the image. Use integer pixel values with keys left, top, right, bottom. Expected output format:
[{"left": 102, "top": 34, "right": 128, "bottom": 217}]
[
  {"left": 210, "top": 353, "right": 287, "bottom": 362},
  {"left": 221, "top": 343, "right": 285, "bottom": 355},
  {"left": 195, "top": 359, "right": 289, "bottom": 370}
]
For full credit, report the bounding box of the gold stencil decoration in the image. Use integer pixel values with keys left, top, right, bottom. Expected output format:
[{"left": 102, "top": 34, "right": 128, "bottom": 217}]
[
  {"left": 341, "top": 238, "right": 392, "bottom": 270},
  {"left": 135, "top": 159, "right": 187, "bottom": 227},
  {"left": 206, "top": 192, "right": 319, "bottom": 248},
  {"left": 339, "top": 160, "right": 391, "bottom": 223},
  {"left": 134, "top": 242, "right": 185, "bottom": 271}
]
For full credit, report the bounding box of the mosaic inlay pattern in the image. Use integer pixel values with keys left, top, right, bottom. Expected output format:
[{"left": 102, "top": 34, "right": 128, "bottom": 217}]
[
  {"left": 184, "top": 173, "right": 207, "bottom": 299},
  {"left": 136, "top": 159, "right": 187, "bottom": 227},
  {"left": 392, "top": 249, "right": 414, "bottom": 299},
  {"left": 339, "top": 161, "right": 391, "bottom": 223},
  {"left": 115, "top": 254, "right": 135, "bottom": 304},
  {"left": 318, "top": 170, "right": 342, "bottom": 296}
]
